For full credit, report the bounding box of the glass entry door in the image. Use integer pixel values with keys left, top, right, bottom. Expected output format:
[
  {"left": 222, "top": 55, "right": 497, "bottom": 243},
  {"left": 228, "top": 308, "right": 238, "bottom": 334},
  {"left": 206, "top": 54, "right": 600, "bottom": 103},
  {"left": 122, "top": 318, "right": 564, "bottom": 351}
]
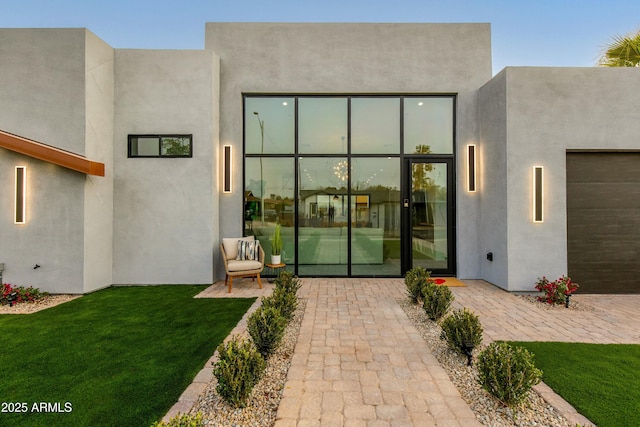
[{"left": 404, "top": 159, "right": 455, "bottom": 275}]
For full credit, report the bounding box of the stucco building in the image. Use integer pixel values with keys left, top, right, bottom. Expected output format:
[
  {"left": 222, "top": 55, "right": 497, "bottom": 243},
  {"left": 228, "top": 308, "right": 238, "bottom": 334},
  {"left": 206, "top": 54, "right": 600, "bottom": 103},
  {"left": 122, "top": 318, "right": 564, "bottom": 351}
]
[{"left": 1, "top": 23, "right": 638, "bottom": 294}]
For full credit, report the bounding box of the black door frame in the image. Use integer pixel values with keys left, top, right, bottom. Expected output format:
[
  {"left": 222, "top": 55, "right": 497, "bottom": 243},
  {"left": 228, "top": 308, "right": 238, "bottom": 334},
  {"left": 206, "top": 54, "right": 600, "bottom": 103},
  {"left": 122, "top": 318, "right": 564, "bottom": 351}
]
[{"left": 401, "top": 157, "right": 456, "bottom": 276}]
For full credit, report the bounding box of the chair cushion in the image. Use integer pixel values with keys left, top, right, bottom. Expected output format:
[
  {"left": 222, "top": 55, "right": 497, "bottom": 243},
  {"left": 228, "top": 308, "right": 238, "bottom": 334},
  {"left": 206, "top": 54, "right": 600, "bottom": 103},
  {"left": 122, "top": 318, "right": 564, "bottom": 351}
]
[
  {"left": 236, "top": 240, "right": 261, "bottom": 261},
  {"left": 227, "top": 259, "right": 262, "bottom": 272},
  {"left": 222, "top": 236, "right": 254, "bottom": 260}
]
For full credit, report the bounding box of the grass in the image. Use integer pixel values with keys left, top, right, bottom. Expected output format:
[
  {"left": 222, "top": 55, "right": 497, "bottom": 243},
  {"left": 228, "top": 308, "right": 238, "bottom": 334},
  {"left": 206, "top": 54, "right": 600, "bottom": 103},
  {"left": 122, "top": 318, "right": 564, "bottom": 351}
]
[
  {"left": 0, "top": 285, "right": 255, "bottom": 427},
  {"left": 509, "top": 341, "right": 640, "bottom": 427}
]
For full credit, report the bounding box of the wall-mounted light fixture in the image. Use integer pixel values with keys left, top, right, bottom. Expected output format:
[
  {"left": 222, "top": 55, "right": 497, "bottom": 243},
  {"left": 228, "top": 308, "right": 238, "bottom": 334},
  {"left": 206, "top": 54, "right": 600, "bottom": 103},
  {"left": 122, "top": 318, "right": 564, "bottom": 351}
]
[
  {"left": 14, "top": 166, "right": 26, "bottom": 224},
  {"left": 533, "top": 166, "right": 544, "bottom": 223},
  {"left": 223, "top": 145, "right": 232, "bottom": 193},
  {"left": 467, "top": 144, "right": 476, "bottom": 192}
]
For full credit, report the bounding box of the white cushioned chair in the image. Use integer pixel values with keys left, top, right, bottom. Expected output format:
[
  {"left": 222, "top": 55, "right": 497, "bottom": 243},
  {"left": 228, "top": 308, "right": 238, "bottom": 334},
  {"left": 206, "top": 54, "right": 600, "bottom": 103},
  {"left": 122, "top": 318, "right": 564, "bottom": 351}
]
[{"left": 220, "top": 236, "right": 264, "bottom": 293}]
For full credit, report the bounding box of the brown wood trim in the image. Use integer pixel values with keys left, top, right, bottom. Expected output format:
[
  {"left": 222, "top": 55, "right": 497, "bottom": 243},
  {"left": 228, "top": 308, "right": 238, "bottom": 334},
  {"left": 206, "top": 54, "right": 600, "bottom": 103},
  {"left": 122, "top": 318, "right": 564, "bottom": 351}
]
[{"left": 0, "top": 129, "right": 105, "bottom": 177}]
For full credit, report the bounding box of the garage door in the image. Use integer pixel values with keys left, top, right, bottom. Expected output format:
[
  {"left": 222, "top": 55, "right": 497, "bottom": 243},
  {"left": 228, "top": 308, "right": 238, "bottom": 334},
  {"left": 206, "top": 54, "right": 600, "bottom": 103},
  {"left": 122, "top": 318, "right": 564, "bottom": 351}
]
[{"left": 567, "top": 152, "right": 640, "bottom": 293}]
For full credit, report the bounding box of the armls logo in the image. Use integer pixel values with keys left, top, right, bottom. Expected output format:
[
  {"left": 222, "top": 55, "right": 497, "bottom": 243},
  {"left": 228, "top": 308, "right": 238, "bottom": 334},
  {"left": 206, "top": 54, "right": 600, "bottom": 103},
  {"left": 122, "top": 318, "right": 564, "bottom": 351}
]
[{"left": 30, "top": 402, "right": 73, "bottom": 413}]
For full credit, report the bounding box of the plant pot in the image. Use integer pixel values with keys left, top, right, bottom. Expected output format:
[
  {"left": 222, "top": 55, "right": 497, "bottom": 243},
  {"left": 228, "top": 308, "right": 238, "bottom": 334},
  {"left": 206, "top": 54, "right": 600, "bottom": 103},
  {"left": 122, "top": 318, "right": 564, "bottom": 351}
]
[{"left": 271, "top": 254, "right": 281, "bottom": 265}]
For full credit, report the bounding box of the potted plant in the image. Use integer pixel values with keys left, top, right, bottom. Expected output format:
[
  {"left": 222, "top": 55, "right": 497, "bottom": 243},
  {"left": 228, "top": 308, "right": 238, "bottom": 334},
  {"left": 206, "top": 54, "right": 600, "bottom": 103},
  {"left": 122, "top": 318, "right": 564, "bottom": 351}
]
[{"left": 271, "top": 223, "right": 282, "bottom": 265}]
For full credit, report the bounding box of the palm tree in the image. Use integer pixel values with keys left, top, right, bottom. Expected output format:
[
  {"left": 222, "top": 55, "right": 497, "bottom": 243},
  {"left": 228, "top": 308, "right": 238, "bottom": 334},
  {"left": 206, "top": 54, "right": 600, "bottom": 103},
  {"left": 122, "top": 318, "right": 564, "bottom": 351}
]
[{"left": 598, "top": 30, "right": 640, "bottom": 67}]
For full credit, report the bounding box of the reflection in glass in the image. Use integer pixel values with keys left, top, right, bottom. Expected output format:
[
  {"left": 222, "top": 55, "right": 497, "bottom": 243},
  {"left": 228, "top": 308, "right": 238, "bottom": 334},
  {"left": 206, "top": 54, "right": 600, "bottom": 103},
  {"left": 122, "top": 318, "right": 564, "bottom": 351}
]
[
  {"left": 351, "top": 158, "right": 401, "bottom": 276},
  {"left": 404, "top": 97, "right": 454, "bottom": 154},
  {"left": 298, "top": 157, "right": 348, "bottom": 275},
  {"left": 245, "top": 158, "right": 296, "bottom": 266},
  {"left": 161, "top": 136, "right": 191, "bottom": 156},
  {"left": 245, "top": 97, "right": 295, "bottom": 154},
  {"left": 133, "top": 137, "right": 159, "bottom": 156},
  {"left": 411, "top": 162, "right": 448, "bottom": 270},
  {"left": 299, "top": 98, "right": 348, "bottom": 154},
  {"left": 351, "top": 98, "right": 400, "bottom": 154},
  {"left": 242, "top": 95, "right": 454, "bottom": 278}
]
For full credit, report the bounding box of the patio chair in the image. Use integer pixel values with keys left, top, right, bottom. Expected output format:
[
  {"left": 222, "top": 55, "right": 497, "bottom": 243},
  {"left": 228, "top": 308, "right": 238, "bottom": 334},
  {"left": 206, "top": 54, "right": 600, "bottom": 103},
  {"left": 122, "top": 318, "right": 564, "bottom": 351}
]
[{"left": 220, "top": 236, "right": 264, "bottom": 293}]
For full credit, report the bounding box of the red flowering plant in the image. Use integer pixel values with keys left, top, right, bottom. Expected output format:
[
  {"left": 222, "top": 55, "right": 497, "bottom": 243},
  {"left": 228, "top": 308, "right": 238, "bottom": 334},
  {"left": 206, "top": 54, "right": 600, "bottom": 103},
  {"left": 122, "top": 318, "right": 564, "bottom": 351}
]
[
  {"left": 1, "top": 283, "right": 48, "bottom": 306},
  {"left": 534, "top": 275, "right": 579, "bottom": 305}
]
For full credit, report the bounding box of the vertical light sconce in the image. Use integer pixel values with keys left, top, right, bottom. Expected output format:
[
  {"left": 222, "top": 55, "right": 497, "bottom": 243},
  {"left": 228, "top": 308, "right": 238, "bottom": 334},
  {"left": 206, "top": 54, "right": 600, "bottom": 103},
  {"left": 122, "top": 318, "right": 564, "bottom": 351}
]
[
  {"left": 467, "top": 144, "right": 476, "bottom": 192},
  {"left": 223, "top": 145, "right": 232, "bottom": 193},
  {"left": 14, "top": 166, "right": 26, "bottom": 224},
  {"left": 533, "top": 166, "right": 543, "bottom": 223}
]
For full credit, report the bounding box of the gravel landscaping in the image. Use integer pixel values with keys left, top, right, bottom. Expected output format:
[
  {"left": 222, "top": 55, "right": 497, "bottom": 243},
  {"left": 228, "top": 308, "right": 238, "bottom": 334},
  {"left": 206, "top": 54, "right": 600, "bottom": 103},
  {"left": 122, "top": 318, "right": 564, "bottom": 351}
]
[
  {"left": 518, "top": 294, "right": 594, "bottom": 312},
  {"left": 0, "top": 294, "right": 78, "bottom": 314},
  {"left": 191, "top": 299, "right": 306, "bottom": 426},
  {"left": 187, "top": 294, "right": 577, "bottom": 427},
  {"left": 2, "top": 288, "right": 585, "bottom": 426},
  {"left": 400, "top": 299, "right": 574, "bottom": 427}
]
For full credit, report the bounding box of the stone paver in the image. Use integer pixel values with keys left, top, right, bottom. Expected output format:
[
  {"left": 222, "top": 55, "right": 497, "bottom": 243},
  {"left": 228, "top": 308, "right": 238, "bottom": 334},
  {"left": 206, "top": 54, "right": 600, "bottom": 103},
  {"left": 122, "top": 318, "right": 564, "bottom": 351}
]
[
  {"left": 194, "top": 278, "right": 275, "bottom": 298},
  {"left": 276, "top": 278, "right": 480, "bottom": 426},
  {"left": 168, "top": 277, "right": 640, "bottom": 425},
  {"left": 451, "top": 280, "right": 640, "bottom": 344}
]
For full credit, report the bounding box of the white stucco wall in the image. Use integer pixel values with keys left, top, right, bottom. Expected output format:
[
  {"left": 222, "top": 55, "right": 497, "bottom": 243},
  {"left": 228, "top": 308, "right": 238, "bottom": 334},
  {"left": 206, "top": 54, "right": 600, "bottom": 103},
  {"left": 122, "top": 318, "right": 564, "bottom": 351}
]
[
  {"left": 0, "top": 29, "right": 86, "bottom": 154},
  {"left": 481, "top": 66, "right": 640, "bottom": 291},
  {"left": 0, "top": 29, "right": 90, "bottom": 293},
  {"left": 478, "top": 70, "right": 509, "bottom": 289},
  {"left": 6, "top": 24, "right": 636, "bottom": 293},
  {"left": 112, "top": 49, "right": 220, "bottom": 285},
  {"left": 205, "top": 22, "right": 492, "bottom": 279},
  {"left": 83, "top": 30, "right": 114, "bottom": 293}
]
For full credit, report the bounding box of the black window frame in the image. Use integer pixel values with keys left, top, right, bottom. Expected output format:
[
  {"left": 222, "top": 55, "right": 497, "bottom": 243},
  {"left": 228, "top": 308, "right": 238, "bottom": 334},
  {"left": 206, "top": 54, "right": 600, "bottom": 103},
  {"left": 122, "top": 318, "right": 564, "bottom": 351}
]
[
  {"left": 127, "top": 134, "right": 193, "bottom": 158},
  {"left": 242, "top": 93, "right": 457, "bottom": 278}
]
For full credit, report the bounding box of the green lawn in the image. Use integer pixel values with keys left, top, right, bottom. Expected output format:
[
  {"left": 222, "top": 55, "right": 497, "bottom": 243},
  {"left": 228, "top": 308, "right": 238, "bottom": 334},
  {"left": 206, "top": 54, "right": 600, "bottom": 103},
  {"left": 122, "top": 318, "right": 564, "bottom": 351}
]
[
  {"left": 0, "top": 285, "right": 255, "bottom": 427},
  {"left": 509, "top": 341, "right": 640, "bottom": 427}
]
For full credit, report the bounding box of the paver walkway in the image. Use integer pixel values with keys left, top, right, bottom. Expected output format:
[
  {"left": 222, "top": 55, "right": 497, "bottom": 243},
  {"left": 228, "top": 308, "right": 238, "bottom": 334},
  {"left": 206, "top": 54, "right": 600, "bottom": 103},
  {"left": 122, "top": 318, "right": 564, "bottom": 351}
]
[
  {"left": 172, "top": 277, "right": 640, "bottom": 425},
  {"left": 452, "top": 280, "right": 640, "bottom": 344},
  {"left": 274, "top": 278, "right": 480, "bottom": 426}
]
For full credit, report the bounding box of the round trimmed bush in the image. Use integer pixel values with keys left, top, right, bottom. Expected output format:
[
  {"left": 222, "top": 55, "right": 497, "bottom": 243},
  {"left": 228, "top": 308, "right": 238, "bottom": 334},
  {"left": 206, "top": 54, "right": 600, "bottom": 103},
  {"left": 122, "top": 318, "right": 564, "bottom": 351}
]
[
  {"left": 476, "top": 342, "right": 542, "bottom": 406},
  {"left": 422, "top": 282, "right": 453, "bottom": 320},
  {"left": 213, "top": 335, "right": 266, "bottom": 407},
  {"left": 262, "top": 287, "right": 298, "bottom": 320},
  {"left": 404, "top": 267, "right": 431, "bottom": 303},
  {"left": 247, "top": 305, "right": 287, "bottom": 358},
  {"left": 440, "top": 308, "right": 483, "bottom": 355},
  {"left": 273, "top": 270, "right": 301, "bottom": 296}
]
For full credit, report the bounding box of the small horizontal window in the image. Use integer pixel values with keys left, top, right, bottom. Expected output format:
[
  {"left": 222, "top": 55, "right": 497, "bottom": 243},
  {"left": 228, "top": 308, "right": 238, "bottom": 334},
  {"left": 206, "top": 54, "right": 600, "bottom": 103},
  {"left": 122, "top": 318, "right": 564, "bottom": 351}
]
[{"left": 128, "top": 135, "right": 193, "bottom": 158}]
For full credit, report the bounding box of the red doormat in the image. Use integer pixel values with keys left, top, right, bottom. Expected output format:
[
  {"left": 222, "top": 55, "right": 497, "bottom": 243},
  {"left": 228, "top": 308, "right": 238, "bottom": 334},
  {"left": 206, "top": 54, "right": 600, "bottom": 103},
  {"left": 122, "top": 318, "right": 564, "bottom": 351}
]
[{"left": 431, "top": 277, "right": 467, "bottom": 287}]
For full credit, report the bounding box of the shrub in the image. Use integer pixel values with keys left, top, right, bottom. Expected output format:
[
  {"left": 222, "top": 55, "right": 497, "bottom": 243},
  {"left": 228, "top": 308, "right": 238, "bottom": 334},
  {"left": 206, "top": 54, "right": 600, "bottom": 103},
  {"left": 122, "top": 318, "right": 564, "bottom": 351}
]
[
  {"left": 247, "top": 305, "right": 287, "bottom": 358},
  {"left": 534, "top": 275, "right": 579, "bottom": 305},
  {"left": 404, "top": 267, "right": 431, "bottom": 303},
  {"left": 1, "top": 283, "right": 49, "bottom": 305},
  {"left": 273, "top": 270, "right": 301, "bottom": 296},
  {"left": 476, "top": 342, "right": 542, "bottom": 406},
  {"left": 150, "top": 412, "right": 204, "bottom": 427},
  {"left": 422, "top": 282, "right": 453, "bottom": 321},
  {"left": 213, "top": 335, "right": 266, "bottom": 407},
  {"left": 440, "top": 308, "right": 483, "bottom": 355},
  {"left": 262, "top": 287, "right": 298, "bottom": 320}
]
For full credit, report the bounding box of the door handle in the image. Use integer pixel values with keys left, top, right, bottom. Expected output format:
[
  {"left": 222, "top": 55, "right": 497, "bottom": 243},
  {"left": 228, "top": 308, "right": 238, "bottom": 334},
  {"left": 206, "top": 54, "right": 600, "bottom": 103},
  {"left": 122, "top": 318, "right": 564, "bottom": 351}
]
[{"left": 403, "top": 199, "right": 409, "bottom": 208}]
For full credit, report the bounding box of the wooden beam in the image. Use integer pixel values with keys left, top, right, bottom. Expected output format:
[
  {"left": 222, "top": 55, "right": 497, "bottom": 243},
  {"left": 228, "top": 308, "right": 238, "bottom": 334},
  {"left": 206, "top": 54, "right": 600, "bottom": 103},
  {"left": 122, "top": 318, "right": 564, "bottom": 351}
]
[{"left": 0, "top": 129, "right": 105, "bottom": 177}]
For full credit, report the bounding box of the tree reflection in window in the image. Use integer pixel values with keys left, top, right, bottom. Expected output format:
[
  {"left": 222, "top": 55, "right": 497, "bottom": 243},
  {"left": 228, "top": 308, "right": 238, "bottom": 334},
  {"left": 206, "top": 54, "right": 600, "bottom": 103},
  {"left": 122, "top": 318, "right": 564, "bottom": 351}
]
[
  {"left": 128, "top": 134, "right": 192, "bottom": 158},
  {"left": 161, "top": 136, "right": 192, "bottom": 156}
]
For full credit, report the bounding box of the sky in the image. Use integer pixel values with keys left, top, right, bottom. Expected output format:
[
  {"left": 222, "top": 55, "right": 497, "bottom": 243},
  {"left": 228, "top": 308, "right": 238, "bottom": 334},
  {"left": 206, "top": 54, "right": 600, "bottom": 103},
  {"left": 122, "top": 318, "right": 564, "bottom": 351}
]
[{"left": 0, "top": 0, "right": 638, "bottom": 75}]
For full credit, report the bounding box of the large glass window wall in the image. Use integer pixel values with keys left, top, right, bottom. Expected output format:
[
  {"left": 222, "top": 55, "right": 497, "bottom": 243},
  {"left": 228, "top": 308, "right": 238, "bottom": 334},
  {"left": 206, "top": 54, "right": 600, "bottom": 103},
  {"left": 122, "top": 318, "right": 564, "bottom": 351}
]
[{"left": 244, "top": 95, "right": 454, "bottom": 277}]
